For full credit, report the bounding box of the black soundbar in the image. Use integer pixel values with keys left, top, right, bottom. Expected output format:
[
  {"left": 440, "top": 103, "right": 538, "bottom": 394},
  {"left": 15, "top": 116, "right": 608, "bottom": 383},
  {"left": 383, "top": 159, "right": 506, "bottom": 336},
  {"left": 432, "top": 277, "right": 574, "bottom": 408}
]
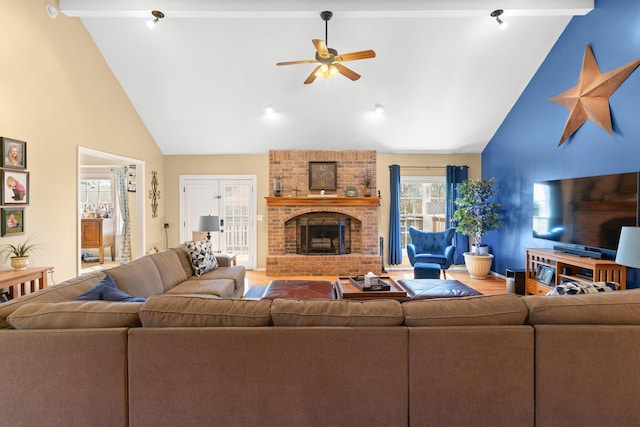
[{"left": 553, "top": 245, "right": 602, "bottom": 259}]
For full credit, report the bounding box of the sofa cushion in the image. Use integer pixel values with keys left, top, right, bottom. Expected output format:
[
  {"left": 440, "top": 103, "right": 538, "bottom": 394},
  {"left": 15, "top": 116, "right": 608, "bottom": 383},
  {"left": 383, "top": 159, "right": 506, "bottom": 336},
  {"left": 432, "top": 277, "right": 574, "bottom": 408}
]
[
  {"left": 523, "top": 289, "right": 640, "bottom": 325},
  {"left": 402, "top": 294, "right": 528, "bottom": 326},
  {"left": 106, "top": 256, "right": 164, "bottom": 298},
  {"left": 139, "top": 295, "right": 272, "bottom": 327},
  {"left": 0, "top": 272, "right": 105, "bottom": 328},
  {"left": 185, "top": 240, "right": 218, "bottom": 276},
  {"left": 7, "top": 301, "right": 143, "bottom": 329},
  {"left": 165, "top": 278, "right": 235, "bottom": 298},
  {"left": 170, "top": 245, "right": 196, "bottom": 278},
  {"left": 75, "top": 274, "right": 146, "bottom": 302},
  {"left": 547, "top": 280, "right": 620, "bottom": 295},
  {"left": 148, "top": 249, "right": 189, "bottom": 292},
  {"left": 271, "top": 299, "right": 404, "bottom": 326}
]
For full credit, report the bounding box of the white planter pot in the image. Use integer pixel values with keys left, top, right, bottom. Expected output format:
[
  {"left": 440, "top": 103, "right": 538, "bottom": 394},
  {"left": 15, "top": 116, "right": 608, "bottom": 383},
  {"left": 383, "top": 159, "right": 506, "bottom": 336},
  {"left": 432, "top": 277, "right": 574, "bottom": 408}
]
[{"left": 463, "top": 252, "right": 494, "bottom": 279}]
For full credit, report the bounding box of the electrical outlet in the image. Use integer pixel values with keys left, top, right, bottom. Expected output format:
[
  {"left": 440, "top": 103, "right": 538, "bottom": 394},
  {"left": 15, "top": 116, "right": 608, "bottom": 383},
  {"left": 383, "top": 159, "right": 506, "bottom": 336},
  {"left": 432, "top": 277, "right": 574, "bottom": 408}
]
[{"left": 164, "top": 223, "right": 169, "bottom": 229}]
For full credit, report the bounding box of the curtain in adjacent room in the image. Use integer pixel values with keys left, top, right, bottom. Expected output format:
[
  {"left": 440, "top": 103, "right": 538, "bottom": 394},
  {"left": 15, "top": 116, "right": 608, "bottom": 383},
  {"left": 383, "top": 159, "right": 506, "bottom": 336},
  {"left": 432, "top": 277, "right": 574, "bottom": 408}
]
[
  {"left": 115, "top": 167, "right": 132, "bottom": 263},
  {"left": 388, "top": 164, "right": 402, "bottom": 265},
  {"left": 446, "top": 165, "right": 469, "bottom": 265}
]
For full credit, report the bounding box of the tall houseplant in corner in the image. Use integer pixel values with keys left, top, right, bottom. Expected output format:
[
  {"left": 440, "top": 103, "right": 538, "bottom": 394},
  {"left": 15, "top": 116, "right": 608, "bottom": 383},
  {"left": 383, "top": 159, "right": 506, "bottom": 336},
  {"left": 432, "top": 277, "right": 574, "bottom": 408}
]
[{"left": 452, "top": 178, "right": 502, "bottom": 278}]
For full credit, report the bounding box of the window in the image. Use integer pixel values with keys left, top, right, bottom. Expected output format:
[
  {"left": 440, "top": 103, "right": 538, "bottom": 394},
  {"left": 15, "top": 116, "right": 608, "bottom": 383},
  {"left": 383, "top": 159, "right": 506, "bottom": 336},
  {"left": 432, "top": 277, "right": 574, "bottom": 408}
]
[
  {"left": 400, "top": 176, "right": 446, "bottom": 251},
  {"left": 80, "top": 177, "right": 114, "bottom": 218}
]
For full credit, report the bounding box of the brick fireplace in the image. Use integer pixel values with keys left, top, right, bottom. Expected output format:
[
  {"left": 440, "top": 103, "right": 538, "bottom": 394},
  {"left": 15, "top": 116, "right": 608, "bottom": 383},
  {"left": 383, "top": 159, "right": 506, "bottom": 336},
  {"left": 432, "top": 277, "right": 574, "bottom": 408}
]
[{"left": 266, "top": 150, "right": 382, "bottom": 276}]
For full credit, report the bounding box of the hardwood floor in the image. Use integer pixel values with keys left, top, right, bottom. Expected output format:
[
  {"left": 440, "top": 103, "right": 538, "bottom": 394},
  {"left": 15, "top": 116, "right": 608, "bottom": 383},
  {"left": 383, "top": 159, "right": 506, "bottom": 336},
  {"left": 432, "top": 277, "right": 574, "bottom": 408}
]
[{"left": 245, "top": 266, "right": 507, "bottom": 295}]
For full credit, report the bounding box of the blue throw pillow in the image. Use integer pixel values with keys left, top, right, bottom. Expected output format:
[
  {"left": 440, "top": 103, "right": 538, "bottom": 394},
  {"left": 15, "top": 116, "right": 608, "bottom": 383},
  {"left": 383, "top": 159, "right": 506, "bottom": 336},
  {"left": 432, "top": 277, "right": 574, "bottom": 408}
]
[
  {"left": 75, "top": 274, "right": 145, "bottom": 302},
  {"left": 102, "top": 285, "right": 146, "bottom": 302}
]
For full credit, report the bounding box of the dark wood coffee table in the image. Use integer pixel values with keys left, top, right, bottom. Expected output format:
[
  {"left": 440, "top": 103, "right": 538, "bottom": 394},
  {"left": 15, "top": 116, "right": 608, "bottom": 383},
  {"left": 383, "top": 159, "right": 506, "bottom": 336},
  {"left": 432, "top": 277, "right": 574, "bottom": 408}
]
[{"left": 335, "top": 276, "right": 407, "bottom": 300}]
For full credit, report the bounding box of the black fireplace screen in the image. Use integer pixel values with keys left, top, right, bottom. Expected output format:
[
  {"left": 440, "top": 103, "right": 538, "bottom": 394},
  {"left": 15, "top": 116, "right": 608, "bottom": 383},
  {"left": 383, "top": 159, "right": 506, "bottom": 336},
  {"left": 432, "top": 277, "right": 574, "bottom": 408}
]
[{"left": 297, "top": 217, "right": 351, "bottom": 255}]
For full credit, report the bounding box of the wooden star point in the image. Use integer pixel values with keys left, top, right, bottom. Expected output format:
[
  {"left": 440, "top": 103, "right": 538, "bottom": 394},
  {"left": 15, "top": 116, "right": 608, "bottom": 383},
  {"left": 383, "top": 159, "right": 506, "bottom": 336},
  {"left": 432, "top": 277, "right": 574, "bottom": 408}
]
[{"left": 550, "top": 43, "right": 640, "bottom": 146}]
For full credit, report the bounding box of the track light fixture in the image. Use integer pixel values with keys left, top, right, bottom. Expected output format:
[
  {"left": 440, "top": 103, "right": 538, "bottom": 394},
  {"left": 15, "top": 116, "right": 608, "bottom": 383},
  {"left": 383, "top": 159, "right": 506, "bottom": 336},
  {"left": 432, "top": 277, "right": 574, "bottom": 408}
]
[
  {"left": 147, "top": 10, "right": 165, "bottom": 29},
  {"left": 491, "top": 9, "right": 508, "bottom": 29}
]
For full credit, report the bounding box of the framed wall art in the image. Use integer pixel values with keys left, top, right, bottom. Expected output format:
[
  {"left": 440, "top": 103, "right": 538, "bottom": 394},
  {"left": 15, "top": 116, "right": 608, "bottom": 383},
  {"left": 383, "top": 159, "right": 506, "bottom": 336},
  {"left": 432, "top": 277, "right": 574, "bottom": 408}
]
[
  {"left": 1, "top": 137, "right": 26, "bottom": 170},
  {"left": 1, "top": 207, "right": 24, "bottom": 236},
  {"left": 1, "top": 170, "right": 29, "bottom": 205}
]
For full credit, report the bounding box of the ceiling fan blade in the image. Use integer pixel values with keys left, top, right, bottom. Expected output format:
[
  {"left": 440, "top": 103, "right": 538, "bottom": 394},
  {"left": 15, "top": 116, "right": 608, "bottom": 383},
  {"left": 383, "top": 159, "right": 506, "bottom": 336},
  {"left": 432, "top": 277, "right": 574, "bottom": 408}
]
[
  {"left": 334, "top": 63, "right": 361, "bottom": 81},
  {"left": 276, "top": 59, "right": 318, "bottom": 66},
  {"left": 334, "top": 50, "right": 376, "bottom": 62},
  {"left": 312, "top": 39, "right": 331, "bottom": 59},
  {"left": 304, "top": 66, "right": 321, "bottom": 84}
]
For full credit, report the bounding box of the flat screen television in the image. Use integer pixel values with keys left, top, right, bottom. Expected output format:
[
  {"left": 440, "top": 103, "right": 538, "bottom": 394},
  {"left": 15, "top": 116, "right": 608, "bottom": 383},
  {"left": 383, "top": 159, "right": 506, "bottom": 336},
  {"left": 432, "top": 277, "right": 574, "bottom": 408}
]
[{"left": 532, "top": 172, "right": 639, "bottom": 258}]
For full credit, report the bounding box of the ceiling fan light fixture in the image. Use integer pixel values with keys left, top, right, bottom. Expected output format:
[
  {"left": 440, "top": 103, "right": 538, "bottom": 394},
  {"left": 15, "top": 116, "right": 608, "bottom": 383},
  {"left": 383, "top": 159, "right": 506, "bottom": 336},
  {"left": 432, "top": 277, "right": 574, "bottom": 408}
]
[
  {"left": 147, "top": 10, "right": 165, "bottom": 29},
  {"left": 491, "top": 9, "right": 508, "bottom": 29}
]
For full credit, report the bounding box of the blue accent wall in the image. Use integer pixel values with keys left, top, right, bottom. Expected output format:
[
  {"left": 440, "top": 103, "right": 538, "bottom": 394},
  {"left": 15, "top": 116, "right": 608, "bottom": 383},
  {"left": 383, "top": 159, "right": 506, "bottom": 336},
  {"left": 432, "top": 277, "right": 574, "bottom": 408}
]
[{"left": 482, "top": 0, "right": 640, "bottom": 288}]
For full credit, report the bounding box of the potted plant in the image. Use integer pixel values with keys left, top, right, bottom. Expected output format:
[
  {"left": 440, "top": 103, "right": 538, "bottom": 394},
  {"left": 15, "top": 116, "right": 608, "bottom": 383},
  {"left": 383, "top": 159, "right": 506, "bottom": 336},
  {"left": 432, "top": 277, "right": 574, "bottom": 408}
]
[
  {"left": 452, "top": 178, "right": 503, "bottom": 279},
  {"left": 0, "top": 236, "right": 38, "bottom": 270}
]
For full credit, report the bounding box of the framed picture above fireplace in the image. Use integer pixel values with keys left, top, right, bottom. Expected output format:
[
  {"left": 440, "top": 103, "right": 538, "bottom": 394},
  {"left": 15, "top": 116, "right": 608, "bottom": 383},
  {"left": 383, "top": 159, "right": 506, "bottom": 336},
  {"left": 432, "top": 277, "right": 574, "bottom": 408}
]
[{"left": 309, "top": 161, "right": 337, "bottom": 190}]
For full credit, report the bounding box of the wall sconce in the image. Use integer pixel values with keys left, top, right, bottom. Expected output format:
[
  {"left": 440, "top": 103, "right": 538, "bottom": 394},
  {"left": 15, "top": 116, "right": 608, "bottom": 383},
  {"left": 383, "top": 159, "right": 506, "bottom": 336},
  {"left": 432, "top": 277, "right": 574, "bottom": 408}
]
[
  {"left": 491, "top": 9, "right": 508, "bottom": 29},
  {"left": 147, "top": 10, "right": 165, "bottom": 28}
]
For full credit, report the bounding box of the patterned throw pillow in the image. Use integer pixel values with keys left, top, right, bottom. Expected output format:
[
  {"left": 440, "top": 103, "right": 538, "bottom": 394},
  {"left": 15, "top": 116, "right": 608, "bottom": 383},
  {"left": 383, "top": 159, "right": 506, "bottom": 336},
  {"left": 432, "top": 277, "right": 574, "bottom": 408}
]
[
  {"left": 185, "top": 239, "right": 218, "bottom": 276},
  {"left": 547, "top": 279, "right": 620, "bottom": 295}
]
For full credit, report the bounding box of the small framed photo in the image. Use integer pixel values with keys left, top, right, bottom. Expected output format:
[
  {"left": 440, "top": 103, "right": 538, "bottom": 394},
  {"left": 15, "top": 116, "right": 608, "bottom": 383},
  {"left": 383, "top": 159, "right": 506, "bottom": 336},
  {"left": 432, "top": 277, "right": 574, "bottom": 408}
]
[
  {"left": 1, "top": 170, "right": 29, "bottom": 205},
  {"left": 1, "top": 137, "right": 26, "bottom": 170},
  {"left": 346, "top": 187, "right": 357, "bottom": 197},
  {"left": 536, "top": 265, "right": 555, "bottom": 286},
  {"left": 1, "top": 207, "right": 24, "bottom": 236}
]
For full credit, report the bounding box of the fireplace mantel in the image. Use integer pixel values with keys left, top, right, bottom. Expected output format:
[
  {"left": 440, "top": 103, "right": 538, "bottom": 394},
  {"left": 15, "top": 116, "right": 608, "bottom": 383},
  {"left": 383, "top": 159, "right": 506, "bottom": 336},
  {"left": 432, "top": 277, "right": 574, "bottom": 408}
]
[{"left": 266, "top": 197, "right": 380, "bottom": 207}]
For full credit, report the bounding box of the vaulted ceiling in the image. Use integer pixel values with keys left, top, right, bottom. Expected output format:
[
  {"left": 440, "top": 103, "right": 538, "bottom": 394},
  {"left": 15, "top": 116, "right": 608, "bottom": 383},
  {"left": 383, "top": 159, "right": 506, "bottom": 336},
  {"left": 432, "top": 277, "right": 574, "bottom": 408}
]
[{"left": 60, "top": 0, "right": 593, "bottom": 155}]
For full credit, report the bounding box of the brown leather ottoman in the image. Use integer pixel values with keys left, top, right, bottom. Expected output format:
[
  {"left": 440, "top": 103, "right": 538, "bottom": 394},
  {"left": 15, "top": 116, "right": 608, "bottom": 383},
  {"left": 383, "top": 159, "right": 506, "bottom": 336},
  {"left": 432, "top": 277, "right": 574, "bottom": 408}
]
[
  {"left": 262, "top": 279, "right": 336, "bottom": 300},
  {"left": 397, "top": 279, "right": 482, "bottom": 300}
]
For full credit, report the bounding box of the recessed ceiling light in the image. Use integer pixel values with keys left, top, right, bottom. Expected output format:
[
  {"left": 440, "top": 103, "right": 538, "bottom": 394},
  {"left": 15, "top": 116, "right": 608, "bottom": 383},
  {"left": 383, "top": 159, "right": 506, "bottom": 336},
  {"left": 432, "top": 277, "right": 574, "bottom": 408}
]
[
  {"left": 46, "top": 4, "right": 58, "bottom": 19},
  {"left": 373, "top": 103, "right": 385, "bottom": 114},
  {"left": 264, "top": 105, "right": 275, "bottom": 115}
]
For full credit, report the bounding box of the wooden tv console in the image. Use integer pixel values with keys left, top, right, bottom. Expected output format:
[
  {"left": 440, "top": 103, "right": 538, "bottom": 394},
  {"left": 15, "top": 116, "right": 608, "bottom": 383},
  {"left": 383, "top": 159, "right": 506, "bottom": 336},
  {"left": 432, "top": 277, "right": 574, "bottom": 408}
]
[{"left": 525, "top": 248, "right": 626, "bottom": 295}]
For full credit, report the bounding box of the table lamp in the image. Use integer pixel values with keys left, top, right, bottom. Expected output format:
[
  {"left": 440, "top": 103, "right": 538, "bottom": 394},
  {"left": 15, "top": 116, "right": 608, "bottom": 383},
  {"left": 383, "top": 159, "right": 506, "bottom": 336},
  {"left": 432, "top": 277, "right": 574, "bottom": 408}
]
[
  {"left": 616, "top": 226, "right": 640, "bottom": 271},
  {"left": 198, "top": 215, "right": 220, "bottom": 240}
]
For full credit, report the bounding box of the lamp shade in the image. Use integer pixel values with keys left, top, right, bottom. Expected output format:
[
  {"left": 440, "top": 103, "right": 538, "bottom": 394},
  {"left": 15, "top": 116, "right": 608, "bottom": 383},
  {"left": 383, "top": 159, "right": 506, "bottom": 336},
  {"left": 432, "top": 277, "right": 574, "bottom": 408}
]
[
  {"left": 198, "top": 215, "right": 220, "bottom": 232},
  {"left": 615, "top": 226, "right": 640, "bottom": 269}
]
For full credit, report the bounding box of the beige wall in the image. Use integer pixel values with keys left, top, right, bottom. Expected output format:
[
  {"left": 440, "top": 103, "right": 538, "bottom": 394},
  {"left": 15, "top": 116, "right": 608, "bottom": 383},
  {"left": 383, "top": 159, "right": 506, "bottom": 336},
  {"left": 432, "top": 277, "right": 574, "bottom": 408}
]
[
  {"left": 0, "top": 1, "right": 165, "bottom": 282},
  {"left": 166, "top": 153, "right": 480, "bottom": 269}
]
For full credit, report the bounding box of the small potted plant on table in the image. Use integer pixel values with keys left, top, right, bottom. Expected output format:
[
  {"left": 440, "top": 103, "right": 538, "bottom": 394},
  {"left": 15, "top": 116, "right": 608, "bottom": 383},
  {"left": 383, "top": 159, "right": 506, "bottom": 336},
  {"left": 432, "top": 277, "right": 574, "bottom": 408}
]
[
  {"left": 0, "top": 236, "right": 38, "bottom": 270},
  {"left": 452, "top": 178, "right": 503, "bottom": 279}
]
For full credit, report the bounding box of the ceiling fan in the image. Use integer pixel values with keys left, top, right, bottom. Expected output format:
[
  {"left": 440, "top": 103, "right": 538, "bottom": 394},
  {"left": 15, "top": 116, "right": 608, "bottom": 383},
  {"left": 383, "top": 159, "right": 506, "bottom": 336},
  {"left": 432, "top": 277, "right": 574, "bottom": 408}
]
[{"left": 276, "top": 11, "right": 376, "bottom": 84}]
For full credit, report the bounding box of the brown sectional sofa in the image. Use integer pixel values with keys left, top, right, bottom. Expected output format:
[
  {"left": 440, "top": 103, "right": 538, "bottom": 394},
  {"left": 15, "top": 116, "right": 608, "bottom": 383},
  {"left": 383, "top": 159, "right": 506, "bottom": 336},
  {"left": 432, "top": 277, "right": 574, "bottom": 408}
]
[{"left": 1, "top": 246, "right": 640, "bottom": 427}]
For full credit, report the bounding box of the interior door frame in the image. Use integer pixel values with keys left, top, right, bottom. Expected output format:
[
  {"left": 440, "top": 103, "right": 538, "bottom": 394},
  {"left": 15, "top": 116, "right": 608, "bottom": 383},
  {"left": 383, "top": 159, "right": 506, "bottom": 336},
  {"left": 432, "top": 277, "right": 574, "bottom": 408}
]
[
  {"left": 78, "top": 147, "right": 145, "bottom": 275},
  {"left": 179, "top": 174, "right": 257, "bottom": 269}
]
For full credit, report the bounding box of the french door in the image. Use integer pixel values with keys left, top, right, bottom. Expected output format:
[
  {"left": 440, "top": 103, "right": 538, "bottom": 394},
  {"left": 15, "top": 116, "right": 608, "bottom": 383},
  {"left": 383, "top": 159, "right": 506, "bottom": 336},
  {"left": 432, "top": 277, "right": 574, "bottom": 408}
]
[{"left": 179, "top": 175, "right": 256, "bottom": 269}]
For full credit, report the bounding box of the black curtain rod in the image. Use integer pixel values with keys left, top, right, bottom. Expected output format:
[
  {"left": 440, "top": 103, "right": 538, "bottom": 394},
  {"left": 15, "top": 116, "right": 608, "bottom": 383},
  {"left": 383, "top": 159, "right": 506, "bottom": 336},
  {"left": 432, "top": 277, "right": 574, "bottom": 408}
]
[{"left": 393, "top": 165, "right": 447, "bottom": 169}]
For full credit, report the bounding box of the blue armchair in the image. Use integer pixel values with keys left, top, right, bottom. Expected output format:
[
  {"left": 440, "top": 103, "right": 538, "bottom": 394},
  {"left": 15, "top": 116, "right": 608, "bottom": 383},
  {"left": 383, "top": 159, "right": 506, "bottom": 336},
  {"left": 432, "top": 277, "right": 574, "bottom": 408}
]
[{"left": 407, "top": 226, "right": 456, "bottom": 278}]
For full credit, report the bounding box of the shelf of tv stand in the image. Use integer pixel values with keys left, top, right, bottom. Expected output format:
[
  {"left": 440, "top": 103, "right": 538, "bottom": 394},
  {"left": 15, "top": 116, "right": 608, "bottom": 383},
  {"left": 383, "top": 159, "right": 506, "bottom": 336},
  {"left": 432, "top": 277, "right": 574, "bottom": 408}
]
[{"left": 525, "top": 248, "right": 627, "bottom": 295}]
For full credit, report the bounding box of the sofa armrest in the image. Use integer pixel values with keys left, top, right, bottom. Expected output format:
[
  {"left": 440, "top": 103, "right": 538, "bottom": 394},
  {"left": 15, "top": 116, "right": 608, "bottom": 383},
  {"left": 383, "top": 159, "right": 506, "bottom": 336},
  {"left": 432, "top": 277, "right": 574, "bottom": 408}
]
[{"left": 215, "top": 254, "right": 231, "bottom": 267}]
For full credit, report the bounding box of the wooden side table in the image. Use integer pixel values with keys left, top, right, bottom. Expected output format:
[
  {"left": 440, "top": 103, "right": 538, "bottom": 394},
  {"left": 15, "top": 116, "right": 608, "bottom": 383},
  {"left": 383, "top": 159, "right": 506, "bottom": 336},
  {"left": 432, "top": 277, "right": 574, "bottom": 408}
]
[{"left": 0, "top": 266, "right": 53, "bottom": 300}]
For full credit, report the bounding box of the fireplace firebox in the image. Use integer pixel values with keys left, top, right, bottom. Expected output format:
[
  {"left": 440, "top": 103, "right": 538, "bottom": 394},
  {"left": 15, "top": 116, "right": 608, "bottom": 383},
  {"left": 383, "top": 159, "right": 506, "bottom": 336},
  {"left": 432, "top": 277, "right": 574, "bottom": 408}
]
[{"left": 298, "top": 217, "right": 350, "bottom": 255}]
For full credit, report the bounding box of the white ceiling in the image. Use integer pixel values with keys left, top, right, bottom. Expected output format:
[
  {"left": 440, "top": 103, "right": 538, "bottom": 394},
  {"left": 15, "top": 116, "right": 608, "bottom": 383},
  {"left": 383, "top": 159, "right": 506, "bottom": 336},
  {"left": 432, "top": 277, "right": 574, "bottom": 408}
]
[{"left": 60, "top": 0, "right": 593, "bottom": 155}]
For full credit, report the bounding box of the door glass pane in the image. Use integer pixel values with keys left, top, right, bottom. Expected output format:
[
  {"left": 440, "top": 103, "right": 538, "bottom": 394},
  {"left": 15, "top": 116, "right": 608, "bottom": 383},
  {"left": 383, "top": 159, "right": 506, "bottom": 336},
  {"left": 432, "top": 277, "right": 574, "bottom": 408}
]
[
  {"left": 400, "top": 176, "right": 446, "bottom": 252},
  {"left": 223, "top": 184, "right": 250, "bottom": 261}
]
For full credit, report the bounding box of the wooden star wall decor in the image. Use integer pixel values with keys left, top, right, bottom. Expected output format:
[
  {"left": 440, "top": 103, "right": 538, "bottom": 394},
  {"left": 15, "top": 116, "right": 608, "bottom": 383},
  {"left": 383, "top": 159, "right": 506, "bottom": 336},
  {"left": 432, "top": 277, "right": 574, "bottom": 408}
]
[{"left": 550, "top": 43, "right": 640, "bottom": 146}]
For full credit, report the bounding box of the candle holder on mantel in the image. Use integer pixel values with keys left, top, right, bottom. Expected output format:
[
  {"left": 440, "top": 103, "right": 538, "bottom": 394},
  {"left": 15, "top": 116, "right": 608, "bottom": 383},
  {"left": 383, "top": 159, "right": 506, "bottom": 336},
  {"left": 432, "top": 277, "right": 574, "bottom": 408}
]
[{"left": 274, "top": 178, "right": 281, "bottom": 197}]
